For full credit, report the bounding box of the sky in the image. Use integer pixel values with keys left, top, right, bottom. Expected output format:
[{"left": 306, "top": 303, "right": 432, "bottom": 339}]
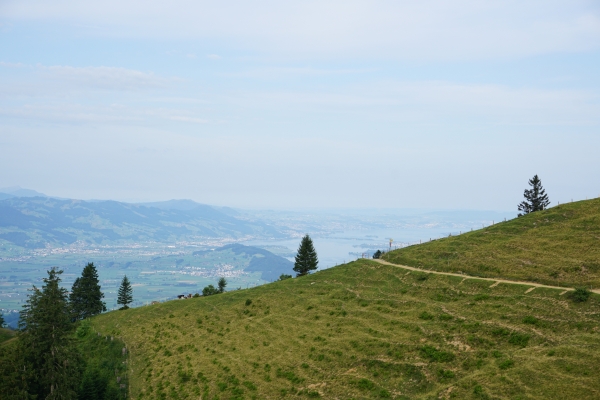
[{"left": 0, "top": 1, "right": 599, "bottom": 210}]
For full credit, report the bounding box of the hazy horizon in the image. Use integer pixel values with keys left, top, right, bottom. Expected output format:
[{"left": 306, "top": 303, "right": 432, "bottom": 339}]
[
  {"left": 1, "top": 1, "right": 599, "bottom": 209},
  {"left": 0, "top": 185, "right": 527, "bottom": 213}
]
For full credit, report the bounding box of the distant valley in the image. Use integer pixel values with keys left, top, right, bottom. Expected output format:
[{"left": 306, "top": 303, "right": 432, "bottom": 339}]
[{"left": 0, "top": 187, "right": 516, "bottom": 328}]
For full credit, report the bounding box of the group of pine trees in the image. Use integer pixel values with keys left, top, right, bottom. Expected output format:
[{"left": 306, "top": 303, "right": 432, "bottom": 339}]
[{"left": 0, "top": 263, "right": 133, "bottom": 399}]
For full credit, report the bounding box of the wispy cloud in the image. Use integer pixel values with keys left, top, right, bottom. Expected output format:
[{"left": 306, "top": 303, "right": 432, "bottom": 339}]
[
  {"left": 206, "top": 54, "right": 221, "bottom": 60},
  {"left": 39, "top": 65, "right": 164, "bottom": 90},
  {"left": 169, "top": 115, "right": 208, "bottom": 123},
  {"left": 0, "top": 104, "right": 142, "bottom": 124},
  {"left": 2, "top": 75, "right": 597, "bottom": 128},
  {"left": 219, "top": 66, "right": 377, "bottom": 79},
  {"left": 0, "top": 61, "right": 29, "bottom": 68},
  {"left": 3, "top": 1, "right": 599, "bottom": 61},
  {"left": 222, "top": 81, "right": 600, "bottom": 127}
]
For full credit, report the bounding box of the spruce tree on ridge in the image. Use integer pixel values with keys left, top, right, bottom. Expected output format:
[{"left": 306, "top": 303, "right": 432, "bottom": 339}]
[
  {"left": 518, "top": 175, "right": 550, "bottom": 216},
  {"left": 19, "top": 268, "right": 81, "bottom": 399},
  {"left": 293, "top": 235, "right": 319, "bottom": 277},
  {"left": 70, "top": 262, "right": 106, "bottom": 321},
  {"left": 117, "top": 275, "right": 133, "bottom": 310}
]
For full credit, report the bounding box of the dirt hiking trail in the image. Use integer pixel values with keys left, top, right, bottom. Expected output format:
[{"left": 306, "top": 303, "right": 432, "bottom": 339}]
[{"left": 371, "top": 259, "right": 600, "bottom": 295}]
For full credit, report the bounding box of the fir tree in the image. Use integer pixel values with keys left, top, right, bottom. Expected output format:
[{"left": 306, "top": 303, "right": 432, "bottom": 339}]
[
  {"left": 70, "top": 262, "right": 106, "bottom": 321},
  {"left": 217, "top": 277, "right": 227, "bottom": 293},
  {"left": 0, "top": 311, "right": 4, "bottom": 328},
  {"left": 518, "top": 175, "right": 550, "bottom": 216},
  {"left": 78, "top": 367, "right": 107, "bottom": 400},
  {"left": 0, "top": 343, "right": 31, "bottom": 399},
  {"left": 18, "top": 268, "right": 81, "bottom": 399},
  {"left": 117, "top": 275, "right": 133, "bottom": 310},
  {"left": 293, "top": 235, "right": 319, "bottom": 277}
]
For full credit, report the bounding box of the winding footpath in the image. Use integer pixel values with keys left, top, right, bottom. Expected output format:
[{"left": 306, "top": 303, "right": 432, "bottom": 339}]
[{"left": 371, "top": 258, "right": 600, "bottom": 295}]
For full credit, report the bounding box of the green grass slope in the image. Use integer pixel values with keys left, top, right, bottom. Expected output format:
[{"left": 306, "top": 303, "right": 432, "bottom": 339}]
[
  {"left": 92, "top": 260, "right": 600, "bottom": 399},
  {"left": 0, "top": 327, "right": 15, "bottom": 346},
  {"left": 384, "top": 199, "right": 600, "bottom": 287}
]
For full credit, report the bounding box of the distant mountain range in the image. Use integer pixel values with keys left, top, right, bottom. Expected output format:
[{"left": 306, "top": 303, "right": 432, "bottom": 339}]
[
  {"left": 0, "top": 186, "right": 519, "bottom": 251},
  {"left": 0, "top": 186, "right": 49, "bottom": 200},
  {"left": 0, "top": 192, "right": 282, "bottom": 249}
]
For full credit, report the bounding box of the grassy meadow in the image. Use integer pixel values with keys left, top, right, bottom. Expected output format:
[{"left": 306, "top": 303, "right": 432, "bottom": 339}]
[
  {"left": 0, "top": 327, "right": 15, "bottom": 346},
  {"left": 92, "top": 259, "right": 600, "bottom": 399},
  {"left": 384, "top": 199, "right": 600, "bottom": 287}
]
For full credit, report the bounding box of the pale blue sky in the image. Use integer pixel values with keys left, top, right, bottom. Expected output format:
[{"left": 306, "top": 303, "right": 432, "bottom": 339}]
[{"left": 1, "top": 1, "right": 599, "bottom": 209}]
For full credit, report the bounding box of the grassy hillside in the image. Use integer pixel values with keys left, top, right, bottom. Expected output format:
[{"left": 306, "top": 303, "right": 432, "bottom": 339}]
[
  {"left": 92, "top": 259, "right": 600, "bottom": 399},
  {"left": 384, "top": 199, "right": 600, "bottom": 287},
  {"left": 0, "top": 328, "right": 15, "bottom": 346},
  {"left": 75, "top": 320, "right": 129, "bottom": 399}
]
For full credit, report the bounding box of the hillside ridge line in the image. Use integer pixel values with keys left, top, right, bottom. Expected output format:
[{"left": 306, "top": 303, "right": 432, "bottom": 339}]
[{"left": 371, "top": 258, "right": 600, "bottom": 294}]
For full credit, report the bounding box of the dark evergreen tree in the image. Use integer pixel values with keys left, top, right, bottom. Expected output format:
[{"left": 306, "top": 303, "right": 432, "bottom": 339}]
[
  {"left": 70, "top": 262, "right": 106, "bottom": 321},
  {"left": 18, "top": 268, "right": 81, "bottom": 400},
  {"left": 0, "top": 343, "right": 31, "bottom": 399},
  {"left": 0, "top": 311, "right": 4, "bottom": 327},
  {"left": 217, "top": 277, "right": 227, "bottom": 293},
  {"left": 373, "top": 250, "right": 383, "bottom": 259},
  {"left": 78, "top": 367, "right": 107, "bottom": 400},
  {"left": 518, "top": 175, "right": 550, "bottom": 216},
  {"left": 293, "top": 235, "right": 319, "bottom": 277},
  {"left": 279, "top": 274, "right": 292, "bottom": 281},
  {"left": 117, "top": 275, "right": 133, "bottom": 310}
]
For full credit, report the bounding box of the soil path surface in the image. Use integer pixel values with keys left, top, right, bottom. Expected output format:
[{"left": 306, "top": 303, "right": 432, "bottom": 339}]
[{"left": 371, "top": 259, "right": 600, "bottom": 295}]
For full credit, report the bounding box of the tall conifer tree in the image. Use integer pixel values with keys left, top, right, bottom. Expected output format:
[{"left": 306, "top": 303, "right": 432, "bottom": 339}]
[
  {"left": 117, "top": 275, "right": 133, "bottom": 310},
  {"left": 518, "top": 175, "right": 550, "bottom": 216},
  {"left": 19, "top": 268, "right": 81, "bottom": 399},
  {"left": 70, "top": 262, "right": 106, "bottom": 321},
  {"left": 293, "top": 235, "right": 319, "bottom": 277}
]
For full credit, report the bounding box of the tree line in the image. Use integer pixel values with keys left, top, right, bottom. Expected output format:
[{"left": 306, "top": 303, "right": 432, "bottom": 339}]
[{"left": 0, "top": 263, "right": 133, "bottom": 399}]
